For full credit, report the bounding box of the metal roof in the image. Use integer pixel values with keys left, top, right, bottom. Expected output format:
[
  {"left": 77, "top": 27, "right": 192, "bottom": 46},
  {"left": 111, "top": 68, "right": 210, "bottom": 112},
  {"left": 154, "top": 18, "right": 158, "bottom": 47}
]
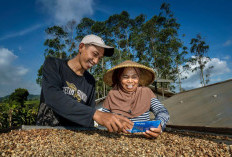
[
  {"left": 155, "top": 79, "right": 174, "bottom": 83},
  {"left": 149, "top": 85, "right": 175, "bottom": 97},
  {"left": 163, "top": 79, "right": 232, "bottom": 128}
]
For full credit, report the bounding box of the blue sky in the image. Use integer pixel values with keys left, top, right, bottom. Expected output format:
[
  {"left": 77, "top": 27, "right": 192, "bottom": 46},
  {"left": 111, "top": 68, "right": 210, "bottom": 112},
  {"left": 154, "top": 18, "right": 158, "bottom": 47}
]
[{"left": 0, "top": 0, "right": 231, "bottom": 96}]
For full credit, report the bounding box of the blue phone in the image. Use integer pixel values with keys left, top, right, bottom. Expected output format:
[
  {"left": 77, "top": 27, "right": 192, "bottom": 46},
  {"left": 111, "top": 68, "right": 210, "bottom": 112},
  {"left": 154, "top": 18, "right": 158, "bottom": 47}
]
[{"left": 127, "top": 120, "right": 161, "bottom": 133}]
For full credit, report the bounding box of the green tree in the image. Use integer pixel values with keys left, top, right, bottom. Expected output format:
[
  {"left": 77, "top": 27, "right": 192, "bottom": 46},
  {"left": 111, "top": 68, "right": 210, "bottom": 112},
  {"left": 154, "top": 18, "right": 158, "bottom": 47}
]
[
  {"left": 64, "top": 20, "right": 78, "bottom": 58},
  {"left": 130, "top": 14, "right": 147, "bottom": 64},
  {"left": 44, "top": 26, "right": 68, "bottom": 59},
  {"left": 139, "top": 3, "right": 184, "bottom": 91},
  {"left": 142, "top": 14, "right": 162, "bottom": 68},
  {"left": 76, "top": 17, "right": 95, "bottom": 41},
  {"left": 9, "top": 88, "right": 29, "bottom": 106},
  {"left": 8, "top": 88, "right": 29, "bottom": 126},
  {"left": 106, "top": 11, "right": 132, "bottom": 62},
  {"left": 157, "top": 3, "right": 182, "bottom": 81},
  {"left": 174, "top": 46, "right": 188, "bottom": 92},
  {"left": 36, "top": 2, "right": 190, "bottom": 95},
  {"left": 190, "top": 34, "right": 213, "bottom": 87},
  {"left": 0, "top": 102, "right": 10, "bottom": 128},
  {"left": 0, "top": 89, "right": 39, "bottom": 129},
  {"left": 37, "top": 21, "right": 78, "bottom": 86}
]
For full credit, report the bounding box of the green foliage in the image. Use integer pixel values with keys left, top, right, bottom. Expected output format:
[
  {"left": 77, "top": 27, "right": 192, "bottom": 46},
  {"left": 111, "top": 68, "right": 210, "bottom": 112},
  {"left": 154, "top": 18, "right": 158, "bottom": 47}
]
[
  {"left": 189, "top": 34, "right": 213, "bottom": 86},
  {"left": 0, "top": 90, "right": 39, "bottom": 129},
  {"left": 37, "top": 2, "right": 212, "bottom": 95},
  {"left": 9, "top": 88, "right": 29, "bottom": 106},
  {"left": 36, "top": 65, "right": 43, "bottom": 86},
  {"left": 36, "top": 21, "right": 78, "bottom": 86}
]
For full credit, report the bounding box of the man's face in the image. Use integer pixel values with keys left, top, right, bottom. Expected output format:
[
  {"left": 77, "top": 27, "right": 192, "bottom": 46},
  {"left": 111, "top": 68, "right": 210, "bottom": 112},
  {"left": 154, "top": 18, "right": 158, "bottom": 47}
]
[
  {"left": 79, "top": 44, "right": 104, "bottom": 70},
  {"left": 120, "top": 67, "right": 139, "bottom": 92}
]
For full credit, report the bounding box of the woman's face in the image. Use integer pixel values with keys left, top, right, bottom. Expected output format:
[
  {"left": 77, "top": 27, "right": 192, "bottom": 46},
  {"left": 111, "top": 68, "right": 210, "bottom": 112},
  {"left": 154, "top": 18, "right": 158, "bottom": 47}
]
[{"left": 120, "top": 67, "right": 139, "bottom": 92}]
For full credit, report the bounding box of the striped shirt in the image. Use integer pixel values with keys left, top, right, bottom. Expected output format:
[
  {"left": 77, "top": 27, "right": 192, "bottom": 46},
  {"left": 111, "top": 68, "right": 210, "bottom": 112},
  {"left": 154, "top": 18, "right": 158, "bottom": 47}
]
[{"left": 101, "top": 98, "right": 169, "bottom": 130}]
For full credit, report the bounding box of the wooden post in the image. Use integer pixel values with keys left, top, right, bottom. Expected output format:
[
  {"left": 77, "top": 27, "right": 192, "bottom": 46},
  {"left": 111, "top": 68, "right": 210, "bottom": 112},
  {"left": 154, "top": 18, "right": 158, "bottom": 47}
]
[
  {"left": 102, "top": 59, "right": 105, "bottom": 97},
  {"left": 161, "top": 82, "right": 164, "bottom": 100}
]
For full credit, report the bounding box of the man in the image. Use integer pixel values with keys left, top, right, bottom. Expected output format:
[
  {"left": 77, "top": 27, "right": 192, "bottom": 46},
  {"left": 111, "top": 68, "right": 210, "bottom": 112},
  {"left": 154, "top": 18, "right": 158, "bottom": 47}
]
[{"left": 36, "top": 34, "right": 132, "bottom": 132}]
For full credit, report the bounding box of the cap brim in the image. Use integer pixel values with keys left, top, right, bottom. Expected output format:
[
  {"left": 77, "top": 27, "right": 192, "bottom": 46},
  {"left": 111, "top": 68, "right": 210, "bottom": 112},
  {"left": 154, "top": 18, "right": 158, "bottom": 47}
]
[{"left": 88, "top": 42, "right": 114, "bottom": 57}]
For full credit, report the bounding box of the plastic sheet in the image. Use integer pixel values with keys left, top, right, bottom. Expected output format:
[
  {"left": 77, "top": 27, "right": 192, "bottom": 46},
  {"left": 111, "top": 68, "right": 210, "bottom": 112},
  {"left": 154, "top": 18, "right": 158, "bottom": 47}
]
[{"left": 128, "top": 120, "right": 161, "bottom": 133}]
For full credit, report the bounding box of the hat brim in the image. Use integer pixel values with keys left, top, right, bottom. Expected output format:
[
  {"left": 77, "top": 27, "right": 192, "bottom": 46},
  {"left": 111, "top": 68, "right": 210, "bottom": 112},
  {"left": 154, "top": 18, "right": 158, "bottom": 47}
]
[
  {"left": 88, "top": 42, "right": 114, "bottom": 57},
  {"left": 103, "top": 62, "right": 156, "bottom": 87}
]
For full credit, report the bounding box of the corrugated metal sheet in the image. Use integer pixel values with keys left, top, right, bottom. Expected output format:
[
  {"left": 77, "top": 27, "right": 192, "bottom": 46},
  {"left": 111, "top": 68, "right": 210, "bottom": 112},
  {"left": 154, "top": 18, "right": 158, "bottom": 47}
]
[{"left": 163, "top": 79, "right": 232, "bottom": 128}]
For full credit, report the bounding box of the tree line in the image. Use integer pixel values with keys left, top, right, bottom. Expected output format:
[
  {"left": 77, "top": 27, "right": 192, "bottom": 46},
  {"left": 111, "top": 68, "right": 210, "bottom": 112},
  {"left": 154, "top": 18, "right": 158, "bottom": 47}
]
[
  {"left": 36, "top": 3, "right": 213, "bottom": 98},
  {"left": 0, "top": 3, "right": 214, "bottom": 129}
]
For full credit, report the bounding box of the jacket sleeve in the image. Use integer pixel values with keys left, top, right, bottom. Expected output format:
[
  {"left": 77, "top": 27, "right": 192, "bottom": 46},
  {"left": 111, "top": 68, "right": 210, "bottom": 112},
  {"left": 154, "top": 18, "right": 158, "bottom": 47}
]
[
  {"left": 41, "top": 57, "right": 96, "bottom": 127},
  {"left": 101, "top": 108, "right": 111, "bottom": 112},
  {"left": 150, "top": 98, "right": 170, "bottom": 131}
]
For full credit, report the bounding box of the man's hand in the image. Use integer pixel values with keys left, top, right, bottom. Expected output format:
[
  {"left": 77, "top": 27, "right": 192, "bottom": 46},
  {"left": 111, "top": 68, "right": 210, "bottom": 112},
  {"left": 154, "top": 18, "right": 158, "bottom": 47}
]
[
  {"left": 93, "top": 110, "right": 133, "bottom": 133},
  {"left": 143, "top": 124, "right": 162, "bottom": 139},
  {"left": 117, "top": 117, "right": 134, "bottom": 133}
]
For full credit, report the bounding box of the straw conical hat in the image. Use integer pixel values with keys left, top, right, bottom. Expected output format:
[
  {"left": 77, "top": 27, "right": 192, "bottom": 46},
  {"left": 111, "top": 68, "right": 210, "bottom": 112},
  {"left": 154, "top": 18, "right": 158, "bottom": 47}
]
[{"left": 103, "top": 60, "right": 156, "bottom": 86}]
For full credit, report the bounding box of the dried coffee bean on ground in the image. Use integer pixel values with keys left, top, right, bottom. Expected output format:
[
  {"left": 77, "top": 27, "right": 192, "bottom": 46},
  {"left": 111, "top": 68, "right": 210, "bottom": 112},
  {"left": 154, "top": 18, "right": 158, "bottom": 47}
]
[{"left": 0, "top": 129, "right": 231, "bottom": 156}]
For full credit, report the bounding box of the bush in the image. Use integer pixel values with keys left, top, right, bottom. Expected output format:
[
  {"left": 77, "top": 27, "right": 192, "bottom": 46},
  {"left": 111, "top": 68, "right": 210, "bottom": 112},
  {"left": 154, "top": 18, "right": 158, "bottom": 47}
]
[{"left": 0, "top": 89, "right": 39, "bottom": 129}]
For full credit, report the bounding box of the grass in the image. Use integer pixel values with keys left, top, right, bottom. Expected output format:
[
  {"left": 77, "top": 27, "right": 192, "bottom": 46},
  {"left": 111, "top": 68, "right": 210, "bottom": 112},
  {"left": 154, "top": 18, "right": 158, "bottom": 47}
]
[{"left": 25, "top": 100, "right": 40, "bottom": 106}]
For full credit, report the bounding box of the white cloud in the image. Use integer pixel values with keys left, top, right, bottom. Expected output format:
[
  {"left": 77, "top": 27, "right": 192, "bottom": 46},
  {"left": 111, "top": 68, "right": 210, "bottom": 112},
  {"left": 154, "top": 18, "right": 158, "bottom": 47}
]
[
  {"left": 179, "top": 57, "right": 230, "bottom": 90},
  {"left": 0, "top": 48, "right": 17, "bottom": 65},
  {"left": 209, "top": 58, "right": 230, "bottom": 75},
  {"left": 37, "top": 0, "right": 94, "bottom": 25},
  {"left": 0, "top": 48, "right": 28, "bottom": 84},
  {"left": 0, "top": 48, "right": 40, "bottom": 97},
  {"left": 0, "top": 24, "right": 42, "bottom": 41},
  {"left": 223, "top": 40, "right": 232, "bottom": 47}
]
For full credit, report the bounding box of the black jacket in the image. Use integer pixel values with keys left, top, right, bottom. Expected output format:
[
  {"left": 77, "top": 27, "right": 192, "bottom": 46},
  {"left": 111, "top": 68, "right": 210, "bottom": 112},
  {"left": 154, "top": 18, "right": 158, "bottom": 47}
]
[{"left": 36, "top": 57, "right": 96, "bottom": 127}]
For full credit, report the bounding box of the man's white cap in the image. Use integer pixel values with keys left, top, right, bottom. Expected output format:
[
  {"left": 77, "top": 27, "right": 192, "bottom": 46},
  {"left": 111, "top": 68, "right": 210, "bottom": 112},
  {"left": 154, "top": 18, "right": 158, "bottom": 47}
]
[{"left": 81, "top": 34, "right": 114, "bottom": 57}]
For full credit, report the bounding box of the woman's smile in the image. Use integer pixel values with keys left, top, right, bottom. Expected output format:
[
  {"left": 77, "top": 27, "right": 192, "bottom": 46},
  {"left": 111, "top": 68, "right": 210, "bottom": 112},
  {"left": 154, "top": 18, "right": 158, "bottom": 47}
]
[{"left": 120, "top": 67, "right": 139, "bottom": 92}]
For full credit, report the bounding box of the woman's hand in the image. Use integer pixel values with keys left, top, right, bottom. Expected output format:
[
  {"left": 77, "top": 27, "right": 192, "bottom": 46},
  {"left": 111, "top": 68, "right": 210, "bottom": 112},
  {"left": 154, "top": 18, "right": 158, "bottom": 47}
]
[{"left": 143, "top": 124, "right": 162, "bottom": 139}]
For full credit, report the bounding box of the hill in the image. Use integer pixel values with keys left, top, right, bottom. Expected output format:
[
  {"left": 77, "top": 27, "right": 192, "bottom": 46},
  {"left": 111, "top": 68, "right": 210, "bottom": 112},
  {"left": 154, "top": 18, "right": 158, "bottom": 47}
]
[
  {"left": 0, "top": 94, "right": 40, "bottom": 103},
  {"left": 27, "top": 94, "right": 40, "bottom": 100}
]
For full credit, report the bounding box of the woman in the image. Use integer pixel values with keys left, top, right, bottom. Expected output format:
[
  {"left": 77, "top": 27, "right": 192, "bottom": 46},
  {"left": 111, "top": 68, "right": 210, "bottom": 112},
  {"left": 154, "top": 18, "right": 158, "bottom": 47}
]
[{"left": 102, "top": 60, "right": 169, "bottom": 138}]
